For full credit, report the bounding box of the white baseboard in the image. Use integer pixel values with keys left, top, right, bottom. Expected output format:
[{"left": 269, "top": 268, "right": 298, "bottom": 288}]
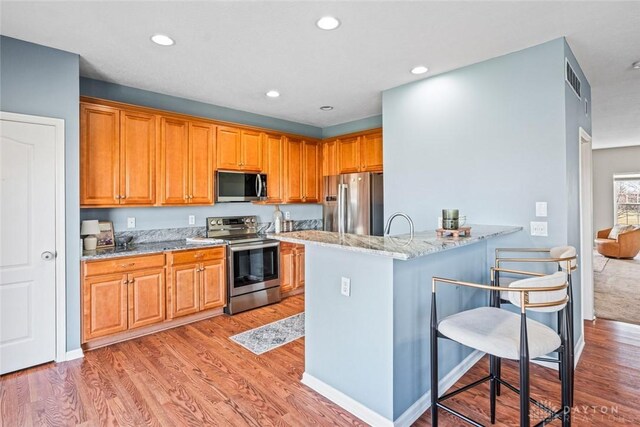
[
  {"left": 394, "top": 349, "right": 484, "bottom": 427},
  {"left": 574, "top": 334, "right": 585, "bottom": 368},
  {"left": 301, "top": 372, "right": 393, "bottom": 427},
  {"left": 65, "top": 348, "right": 84, "bottom": 361},
  {"left": 301, "top": 349, "right": 484, "bottom": 427}
]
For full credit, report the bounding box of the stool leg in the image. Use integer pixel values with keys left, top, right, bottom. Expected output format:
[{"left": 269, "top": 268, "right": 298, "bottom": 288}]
[
  {"left": 520, "top": 313, "right": 530, "bottom": 427},
  {"left": 561, "top": 308, "right": 572, "bottom": 426},
  {"left": 431, "top": 294, "right": 439, "bottom": 426},
  {"left": 496, "top": 357, "right": 502, "bottom": 396},
  {"left": 489, "top": 355, "right": 497, "bottom": 424},
  {"left": 567, "top": 275, "right": 575, "bottom": 407}
]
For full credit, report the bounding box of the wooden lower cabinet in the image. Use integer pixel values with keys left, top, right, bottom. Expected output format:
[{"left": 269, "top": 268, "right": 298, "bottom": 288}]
[
  {"left": 280, "top": 243, "right": 305, "bottom": 294},
  {"left": 128, "top": 269, "right": 165, "bottom": 329},
  {"left": 83, "top": 273, "right": 128, "bottom": 341},
  {"left": 167, "top": 247, "right": 226, "bottom": 319}
]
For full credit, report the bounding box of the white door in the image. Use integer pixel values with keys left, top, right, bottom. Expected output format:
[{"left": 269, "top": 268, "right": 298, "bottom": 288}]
[
  {"left": 0, "top": 117, "right": 58, "bottom": 374},
  {"left": 579, "top": 128, "right": 595, "bottom": 320}
]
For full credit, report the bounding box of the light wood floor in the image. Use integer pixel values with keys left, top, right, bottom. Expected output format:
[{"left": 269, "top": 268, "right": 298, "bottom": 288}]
[{"left": 1, "top": 295, "right": 639, "bottom": 426}]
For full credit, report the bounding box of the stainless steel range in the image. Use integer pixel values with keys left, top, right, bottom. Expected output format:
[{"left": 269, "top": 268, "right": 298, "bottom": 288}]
[{"left": 207, "top": 216, "right": 280, "bottom": 314}]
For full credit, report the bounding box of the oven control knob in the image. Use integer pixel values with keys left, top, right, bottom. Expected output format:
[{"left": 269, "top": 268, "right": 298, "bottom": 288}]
[
  {"left": 245, "top": 218, "right": 251, "bottom": 223},
  {"left": 251, "top": 218, "right": 256, "bottom": 223},
  {"left": 210, "top": 220, "right": 215, "bottom": 226},
  {"left": 217, "top": 220, "right": 222, "bottom": 225}
]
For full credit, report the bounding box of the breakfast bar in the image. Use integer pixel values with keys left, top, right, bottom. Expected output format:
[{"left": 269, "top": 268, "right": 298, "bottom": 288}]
[{"left": 269, "top": 225, "right": 522, "bottom": 425}]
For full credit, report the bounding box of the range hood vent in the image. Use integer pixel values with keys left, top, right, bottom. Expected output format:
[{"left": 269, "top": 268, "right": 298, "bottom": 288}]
[{"left": 565, "top": 59, "right": 582, "bottom": 99}]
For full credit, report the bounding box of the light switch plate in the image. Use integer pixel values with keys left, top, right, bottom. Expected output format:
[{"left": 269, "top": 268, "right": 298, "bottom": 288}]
[
  {"left": 127, "top": 217, "right": 136, "bottom": 229},
  {"left": 341, "top": 277, "right": 351, "bottom": 297},
  {"left": 530, "top": 221, "right": 548, "bottom": 236},
  {"left": 285, "top": 211, "right": 291, "bottom": 220},
  {"left": 536, "top": 202, "right": 548, "bottom": 217},
  {"left": 188, "top": 215, "right": 195, "bottom": 225}
]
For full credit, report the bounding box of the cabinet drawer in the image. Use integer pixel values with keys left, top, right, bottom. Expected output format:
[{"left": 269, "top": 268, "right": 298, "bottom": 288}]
[
  {"left": 169, "top": 247, "right": 225, "bottom": 265},
  {"left": 84, "top": 254, "right": 166, "bottom": 277}
]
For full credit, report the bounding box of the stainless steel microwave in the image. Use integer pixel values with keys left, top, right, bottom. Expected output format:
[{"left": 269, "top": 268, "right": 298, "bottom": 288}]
[{"left": 216, "top": 171, "right": 267, "bottom": 202}]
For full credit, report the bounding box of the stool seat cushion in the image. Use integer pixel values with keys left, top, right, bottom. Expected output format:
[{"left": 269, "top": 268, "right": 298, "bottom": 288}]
[{"left": 438, "top": 307, "right": 560, "bottom": 360}]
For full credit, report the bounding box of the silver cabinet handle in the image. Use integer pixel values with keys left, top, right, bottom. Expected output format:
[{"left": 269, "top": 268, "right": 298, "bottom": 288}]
[{"left": 41, "top": 251, "right": 56, "bottom": 261}]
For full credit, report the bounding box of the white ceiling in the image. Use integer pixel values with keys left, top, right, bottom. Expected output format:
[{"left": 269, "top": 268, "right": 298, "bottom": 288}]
[{"left": 1, "top": 1, "right": 639, "bottom": 148}]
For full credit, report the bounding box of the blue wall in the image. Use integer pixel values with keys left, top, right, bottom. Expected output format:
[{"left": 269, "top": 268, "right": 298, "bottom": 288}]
[
  {"left": 81, "top": 77, "right": 322, "bottom": 139},
  {"left": 382, "top": 38, "right": 585, "bottom": 347},
  {"left": 322, "top": 115, "right": 382, "bottom": 139},
  {"left": 1, "top": 36, "right": 81, "bottom": 351}
]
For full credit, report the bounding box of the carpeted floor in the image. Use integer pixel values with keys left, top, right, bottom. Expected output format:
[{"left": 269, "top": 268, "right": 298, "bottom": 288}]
[{"left": 594, "top": 251, "right": 640, "bottom": 325}]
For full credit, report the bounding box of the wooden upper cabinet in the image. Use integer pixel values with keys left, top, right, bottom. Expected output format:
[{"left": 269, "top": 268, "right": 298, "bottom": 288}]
[
  {"left": 158, "top": 117, "right": 190, "bottom": 205},
  {"left": 337, "top": 136, "right": 361, "bottom": 174},
  {"left": 216, "top": 126, "right": 263, "bottom": 171},
  {"left": 360, "top": 131, "right": 383, "bottom": 172},
  {"left": 322, "top": 140, "right": 337, "bottom": 177},
  {"left": 302, "top": 141, "right": 320, "bottom": 203},
  {"left": 216, "top": 126, "right": 242, "bottom": 170},
  {"left": 189, "top": 121, "right": 215, "bottom": 204},
  {"left": 120, "top": 110, "right": 156, "bottom": 205},
  {"left": 127, "top": 269, "right": 165, "bottom": 329},
  {"left": 240, "top": 129, "right": 263, "bottom": 171},
  {"left": 80, "top": 103, "right": 120, "bottom": 206},
  {"left": 263, "top": 133, "right": 285, "bottom": 203},
  {"left": 284, "top": 137, "right": 304, "bottom": 203}
]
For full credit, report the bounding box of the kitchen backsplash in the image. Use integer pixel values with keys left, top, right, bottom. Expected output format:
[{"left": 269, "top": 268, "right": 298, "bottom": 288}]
[{"left": 114, "top": 219, "right": 323, "bottom": 244}]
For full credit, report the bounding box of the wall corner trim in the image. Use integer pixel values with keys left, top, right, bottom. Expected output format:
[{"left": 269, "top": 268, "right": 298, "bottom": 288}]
[{"left": 63, "top": 348, "right": 84, "bottom": 362}]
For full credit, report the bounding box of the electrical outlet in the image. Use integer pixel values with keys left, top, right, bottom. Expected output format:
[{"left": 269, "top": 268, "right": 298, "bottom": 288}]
[
  {"left": 284, "top": 211, "right": 291, "bottom": 220},
  {"left": 188, "top": 215, "right": 195, "bottom": 225},
  {"left": 530, "top": 221, "right": 548, "bottom": 236},
  {"left": 341, "top": 277, "right": 351, "bottom": 297},
  {"left": 535, "top": 202, "right": 548, "bottom": 217},
  {"left": 127, "top": 217, "right": 136, "bottom": 229}
]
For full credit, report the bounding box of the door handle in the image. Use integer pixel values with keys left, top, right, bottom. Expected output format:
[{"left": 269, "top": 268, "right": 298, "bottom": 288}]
[{"left": 41, "top": 251, "right": 56, "bottom": 261}]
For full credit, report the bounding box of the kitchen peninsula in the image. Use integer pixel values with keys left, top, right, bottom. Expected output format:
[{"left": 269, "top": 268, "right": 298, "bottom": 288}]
[{"left": 269, "top": 225, "right": 521, "bottom": 425}]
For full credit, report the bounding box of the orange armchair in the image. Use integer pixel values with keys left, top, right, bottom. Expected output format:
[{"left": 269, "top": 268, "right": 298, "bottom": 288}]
[{"left": 595, "top": 227, "right": 640, "bottom": 259}]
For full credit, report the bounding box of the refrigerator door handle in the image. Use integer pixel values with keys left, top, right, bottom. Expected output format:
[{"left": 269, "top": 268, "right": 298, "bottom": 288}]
[{"left": 338, "top": 184, "right": 348, "bottom": 233}]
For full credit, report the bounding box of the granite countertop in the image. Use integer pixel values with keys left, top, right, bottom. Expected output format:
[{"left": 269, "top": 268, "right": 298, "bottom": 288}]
[
  {"left": 81, "top": 239, "right": 226, "bottom": 261},
  {"left": 268, "top": 225, "right": 522, "bottom": 260}
]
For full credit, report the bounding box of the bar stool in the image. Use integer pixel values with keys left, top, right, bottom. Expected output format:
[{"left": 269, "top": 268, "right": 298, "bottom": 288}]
[
  {"left": 493, "top": 246, "right": 577, "bottom": 405},
  {"left": 431, "top": 271, "right": 571, "bottom": 427}
]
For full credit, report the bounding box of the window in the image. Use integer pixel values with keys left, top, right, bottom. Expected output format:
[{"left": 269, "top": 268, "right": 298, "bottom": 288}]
[{"left": 614, "top": 174, "right": 640, "bottom": 225}]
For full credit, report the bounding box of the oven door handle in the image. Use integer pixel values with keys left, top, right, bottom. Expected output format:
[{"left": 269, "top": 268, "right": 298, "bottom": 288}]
[{"left": 229, "top": 242, "right": 280, "bottom": 252}]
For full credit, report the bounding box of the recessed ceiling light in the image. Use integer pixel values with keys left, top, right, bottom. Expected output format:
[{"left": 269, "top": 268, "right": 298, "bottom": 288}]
[
  {"left": 320, "top": 106, "right": 334, "bottom": 111},
  {"left": 266, "top": 90, "right": 280, "bottom": 98},
  {"left": 411, "top": 65, "right": 429, "bottom": 75},
  {"left": 316, "top": 16, "right": 340, "bottom": 30},
  {"left": 633, "top": 61, "right": 640, "bottom": 70},
  {"left": 151, "top": 34, "right": 175, "bottom": 46}
]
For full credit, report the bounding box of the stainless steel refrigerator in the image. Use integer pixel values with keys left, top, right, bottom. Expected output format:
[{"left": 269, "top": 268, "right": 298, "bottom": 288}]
[{"left": 323, "top": 172, "right": 384, "bottom": 236}]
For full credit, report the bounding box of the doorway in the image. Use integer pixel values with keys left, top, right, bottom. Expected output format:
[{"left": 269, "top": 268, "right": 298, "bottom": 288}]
[{"left": 0, "top": 112, "right": 66, "bottom": 374}]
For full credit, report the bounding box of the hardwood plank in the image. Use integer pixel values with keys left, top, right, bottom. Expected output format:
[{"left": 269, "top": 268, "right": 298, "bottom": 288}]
[{"left": 3, "top": 296, "right": 640, "bottom": 426}]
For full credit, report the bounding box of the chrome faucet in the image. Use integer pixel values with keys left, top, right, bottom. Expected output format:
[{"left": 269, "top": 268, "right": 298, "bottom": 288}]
[{"left": 384, "top": 212, "right": 415, "bottom": 239}]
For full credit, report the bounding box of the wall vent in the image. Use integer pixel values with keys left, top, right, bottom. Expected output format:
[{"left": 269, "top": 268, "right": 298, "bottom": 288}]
[{"left": 565, "top": 59, "right": 581, "bottom": 99}]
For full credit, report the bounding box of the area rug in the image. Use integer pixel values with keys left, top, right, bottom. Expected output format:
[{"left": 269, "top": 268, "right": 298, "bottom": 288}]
[
  {"left": 592, "top": 251, "right": 609, "bottom": 272},
  {"left": 230, "top": 313, "right": 304, "bottom": 355},
  {"left": 594, "top": 254, "right": 640, "bottom": 325}
]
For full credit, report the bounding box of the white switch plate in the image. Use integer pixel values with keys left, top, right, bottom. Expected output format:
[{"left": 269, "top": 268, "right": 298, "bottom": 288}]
[
  {"left": 285, "top": 211, "right": 291, "bottom": 220},
  {"left": 530, "top": 221, "right": 548, "bottom": 236},
  {"left": 341, "top": 277, "right": 351, "bottom": 297},
  {"left": 188, "top": 215, "right": 195, "bottom": 225},
  {"left": 127, "top": 217, "right": 136, "bottom": 229},
  {"left": 535, "top": 202, "right": 548, "bottom": 217}
]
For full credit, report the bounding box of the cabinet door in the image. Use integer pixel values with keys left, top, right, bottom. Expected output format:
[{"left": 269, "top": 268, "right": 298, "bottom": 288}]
[
  {"left": 168, "top": 264, "right": 200, "bottom": 318},
  {"left": 360, "top": 131, "right": 383, "bottom": 172},
  {"left": 280, "top": 246, "right": 295, "bottom": 293},
  {"left": 120, "top": 110, "right": 156, "bottom": 205},
  {"left": 83, "top": 273, "right": 128, "bottom": 342},
  {"left": 295, "top": 246, "right": 305, "bottom": 289},
  {"left": 302, "top": 141, "right": 320, "bottom": 203},
  {"left": 128, "top": 269, "right": 165, "bottom": 329},
  {"left": 189, "top": 121, "right": 215, "bottom": 204},
  {"left": 263, "top": 133, "right": 284, "bottom": 203},
  {"left": 216, "top": 126, "right": 242, "bottom": 170},
  {"left": 200, "top": 259, "right": 226, "bottom": 311},
  {"left": 240, "top": 130, "right": 263, "bottom": 171},
  {"left": 322, "top": 140, "right": 337, "bottom": 177},
  {"left": 284, "top": 137, "right": 303, "bottom": 203},
  {"left": 80, "top": 103, "right": 120, "bottom": 206},
  {"left": 159, "top": 117, "right": 189, "bottom": 205},
  {"left": 337, "top": 136, "right": 361, "bottom": 174}
]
